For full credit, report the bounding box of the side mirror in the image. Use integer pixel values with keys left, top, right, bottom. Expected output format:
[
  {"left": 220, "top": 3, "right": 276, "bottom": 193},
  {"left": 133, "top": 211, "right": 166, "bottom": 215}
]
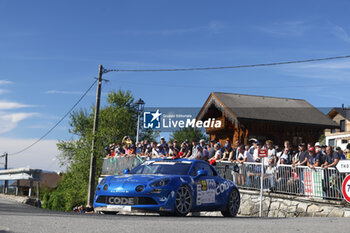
[
  {"left": 123, "top": 169, "right": 130, "bottom": 175},
  {"left": 196, "top": 169, "right": 208, "bottom": 177}
]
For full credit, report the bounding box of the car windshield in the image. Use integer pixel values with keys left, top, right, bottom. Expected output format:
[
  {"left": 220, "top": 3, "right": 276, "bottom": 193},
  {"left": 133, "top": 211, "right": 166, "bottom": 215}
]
[{"left": 130, "top": 161, "right": 192, "bottom": 175}]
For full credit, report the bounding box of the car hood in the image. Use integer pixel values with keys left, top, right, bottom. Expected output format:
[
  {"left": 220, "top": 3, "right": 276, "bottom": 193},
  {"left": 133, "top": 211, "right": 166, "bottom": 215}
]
[{"left": 109, "top": 174, "right": 171, "bottom": 186}]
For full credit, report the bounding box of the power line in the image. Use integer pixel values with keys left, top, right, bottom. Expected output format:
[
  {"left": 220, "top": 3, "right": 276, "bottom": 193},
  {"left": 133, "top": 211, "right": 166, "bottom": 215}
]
[
  {"left": 104, "top": 54, "right": 350, "bottom": 72},
  {"left": 116, "top": 80, "right": 338, "bottom": 90},
  {"left": 8, "top": 80, "right": 97, "bottom": 156}
]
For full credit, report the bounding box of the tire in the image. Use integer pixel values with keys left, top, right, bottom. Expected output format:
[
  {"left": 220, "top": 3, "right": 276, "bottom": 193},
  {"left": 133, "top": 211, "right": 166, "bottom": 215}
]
[
  {"left": 221, "top": 188, "right": 240, "bottom": 217},
  {"left": 102, "top": 211, "right": 118, "bottom": 215},
  {"left": 174, "top": 185, "right": 192, "bottom": 216}
]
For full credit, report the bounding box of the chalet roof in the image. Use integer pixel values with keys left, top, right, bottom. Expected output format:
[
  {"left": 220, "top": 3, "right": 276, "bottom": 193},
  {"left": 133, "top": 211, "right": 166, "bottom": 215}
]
[
  {"left": 328, "top": 107, "right": 350, "bottom": 120},
  {"left": 197, "top": 92, "right": 338, "bottom": 128}
]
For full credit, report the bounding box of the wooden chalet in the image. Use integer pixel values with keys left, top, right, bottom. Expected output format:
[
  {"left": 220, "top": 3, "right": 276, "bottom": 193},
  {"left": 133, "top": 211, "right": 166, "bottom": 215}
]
[{"left": 197, "top": 92, "right": 338, "bottom": 146}]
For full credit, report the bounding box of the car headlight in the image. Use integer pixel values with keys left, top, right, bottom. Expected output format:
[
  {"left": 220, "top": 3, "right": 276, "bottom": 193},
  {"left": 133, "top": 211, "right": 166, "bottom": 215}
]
[
  {"left": 99, "top": 178, "right": 107, "bottom": 186},
  {"left": 150, "top": 178, "right": 170, "bottom": 187}
]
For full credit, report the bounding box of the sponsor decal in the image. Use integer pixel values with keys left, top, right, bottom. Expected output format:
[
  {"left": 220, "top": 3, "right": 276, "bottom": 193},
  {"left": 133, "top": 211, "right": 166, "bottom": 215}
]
[
  {"left": 108, "top": 197, "right": 134, "bottom": 205},
  {"left": 215, "top": 181, "right": 233, "bottom": 195},
  {"left": 144, "top": 109, "right": 221, "bottom": 130},
  {"left": 196, "top": 179, "right": 216, "bottom": 205}
]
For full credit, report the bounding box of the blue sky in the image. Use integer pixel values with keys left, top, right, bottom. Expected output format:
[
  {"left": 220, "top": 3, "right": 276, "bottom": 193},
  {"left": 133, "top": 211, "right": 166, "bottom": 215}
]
[{"left": 1, "top": 0, "right": 350, "bottom": 171}]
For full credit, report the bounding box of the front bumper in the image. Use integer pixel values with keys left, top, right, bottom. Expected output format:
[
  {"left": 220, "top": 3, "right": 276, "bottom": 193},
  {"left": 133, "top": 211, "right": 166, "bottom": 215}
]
[{"left": 93, "top": 189, "right": 177, "bottom": 213}]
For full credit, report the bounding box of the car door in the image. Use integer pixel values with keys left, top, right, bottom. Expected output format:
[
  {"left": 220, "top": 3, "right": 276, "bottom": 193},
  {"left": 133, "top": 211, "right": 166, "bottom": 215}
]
[{"left": 191, "top": 162, "right": 221, "bottom": 210}]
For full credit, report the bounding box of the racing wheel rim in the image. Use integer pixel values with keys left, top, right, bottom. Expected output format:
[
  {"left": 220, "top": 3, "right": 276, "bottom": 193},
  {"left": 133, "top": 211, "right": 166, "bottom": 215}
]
[
  {"left": 175, "top": 186, "right": 192, "bottom": 215},
  {"left": 228, "top": 188, "right": 240, "bottom": 216}
]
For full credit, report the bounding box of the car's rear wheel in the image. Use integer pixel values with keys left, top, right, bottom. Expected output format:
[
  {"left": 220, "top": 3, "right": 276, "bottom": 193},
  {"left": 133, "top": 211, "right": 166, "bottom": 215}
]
[
  {"left": 221, "top": 188, "right": 240, "bottom": 217},
  {"left": 174, "top": 185, "right": 192, "bottom": 216}
]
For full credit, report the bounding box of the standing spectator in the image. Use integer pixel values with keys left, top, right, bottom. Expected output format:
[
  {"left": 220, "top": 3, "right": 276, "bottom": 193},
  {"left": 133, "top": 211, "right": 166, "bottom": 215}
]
[
  {"left": 248, "top": 139, "right": 258, "bottom": 155},
  {"left": 336, "top": 147, "right": 346, "bottom": 160},
  {"left": 184, "top": 139, "right": 192, "bottom": 158},
  {"left": 281, "top": 140, "right": 293, "bottom": 163},
  {"left": 265, "top": 140, "right": 277, "bottom": 165},
  {"left": 345, "top": 149, "right": 350, "bottom": 160},
  {"left": 316, "top": 147, "right": 325, "bottom": 166},
  {"left": 307, "top": 142, "right": 314, "bottom": 150},
  {"left": 199, "top": 139, "right": 209, "bottom": 161},
  {"left": 236, "top": 145, "right": 254, "bottom": 163},
  {"left": 292, "top": 143, "right": 308, "bottom": 166},
  {"left": 322, "top": 146, "right": 340, "bottom": 198},
  {"left": 307, "top": 147, "right": 321, "bottom": 169},
  {"left": 252, "top": 141, "right": 263, "bottom": 162},
  {"left": 195, "top": 145, "right": 207, "bottom": 161},
  {"left": 144, "top": 145, "right": 153, "bottom": 158},
  {"left": 322, "top": 146, "right": 340, "bottom": 168},
  {"left": 221, "top": 144, "right": 234, "bottom": 161},
  {"left": 160, "top": 137, "right": 167, "bottom": 147},
  {"left": 168, "top": 143, "right": 178, "bottom": 157},
  {"left": 208, "top": 140, "right": 216, "bottom": 159},
  {"left": 321, "top": 145, "right": 327, "bottom": 155},
  {"left": 189, "top": 139, "right": 198, "bottom": 158},
  {"left": 135, "top": 142, "right": 142, "bottom": 155},
  {"left": 278, "top": 148, "right": 291, "bottom": 165},
  {"left": 209, "top": 143, "right": 222, "bottom": 163},
  {"left": 173, "top": 140, "right": 179, "bottom": 150},
  {"left": 122, "top": 136, "right": 133, "bottom": 148}
]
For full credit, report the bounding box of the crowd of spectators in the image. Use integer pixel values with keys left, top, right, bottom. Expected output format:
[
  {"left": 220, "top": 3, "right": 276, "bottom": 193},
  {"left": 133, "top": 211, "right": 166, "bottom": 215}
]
[{"left": 105, "top": 136, "right": 350, "bottom": 169}]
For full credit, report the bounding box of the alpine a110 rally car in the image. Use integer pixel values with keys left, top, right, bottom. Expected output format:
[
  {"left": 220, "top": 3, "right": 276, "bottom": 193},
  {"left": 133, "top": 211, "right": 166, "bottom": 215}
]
[{"left": 93, "top": 158, "right": 240, "bottom": 217}]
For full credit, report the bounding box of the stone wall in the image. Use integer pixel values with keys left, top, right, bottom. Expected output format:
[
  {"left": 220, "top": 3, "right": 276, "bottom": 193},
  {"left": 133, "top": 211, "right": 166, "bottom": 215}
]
[{"left": 239, "top": 189, "right": 350, "bottom": 217}]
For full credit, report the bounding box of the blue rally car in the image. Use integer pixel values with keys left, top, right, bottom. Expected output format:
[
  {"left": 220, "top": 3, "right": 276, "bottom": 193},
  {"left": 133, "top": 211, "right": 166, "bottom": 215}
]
[{"left": 93, "top": 158, "right": 240, "bottom": 217}]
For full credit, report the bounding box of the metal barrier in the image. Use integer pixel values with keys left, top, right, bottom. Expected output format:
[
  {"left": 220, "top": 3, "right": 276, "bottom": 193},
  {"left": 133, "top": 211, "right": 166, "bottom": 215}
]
[
  {"left": 101, "top": 156, "right": 146, "bottom": 176},
  {"left": 215, "top": 161, "right": 347, "bottom": 201},
  {"left": 100, "top": 156, "right": 347, "bottom": 201}
]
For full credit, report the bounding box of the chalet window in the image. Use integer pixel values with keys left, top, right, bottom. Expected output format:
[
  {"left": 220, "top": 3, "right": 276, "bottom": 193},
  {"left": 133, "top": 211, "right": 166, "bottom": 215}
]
[
  {"left": 342, "top": 139, "right": 348, "bottom": 144},
  {"left": 340, "top": 120, "right": 345, "bottom": 132},
  {"left": 331, "top": 129, "right": 336, "bottom": 133},
  {"left": 328, "top": 139, "right": 335, "bottom": 147}
]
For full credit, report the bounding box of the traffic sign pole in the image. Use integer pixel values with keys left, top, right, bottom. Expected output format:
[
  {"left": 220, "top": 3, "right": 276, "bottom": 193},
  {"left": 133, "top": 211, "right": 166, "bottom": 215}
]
[{"left": 259, "top": 157, "right": 264, "bottom": 217}]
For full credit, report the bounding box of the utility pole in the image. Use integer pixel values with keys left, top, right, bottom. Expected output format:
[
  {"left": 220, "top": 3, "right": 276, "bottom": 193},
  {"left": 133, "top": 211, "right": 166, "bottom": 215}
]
[
  {"left": 87, "top": 64, "right": 103, "bottom": 205},
  {"left": 2, "top": 153, "right": 8, "bottom": 194}
]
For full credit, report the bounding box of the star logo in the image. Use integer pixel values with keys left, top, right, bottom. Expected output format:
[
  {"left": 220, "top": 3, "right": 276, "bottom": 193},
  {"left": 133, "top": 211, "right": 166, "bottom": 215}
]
[
  {"left": 144, "top": 109, "right": 162, "bottom": 129},
  {"left": 150, "top": 109, "right": 162, "bottom": 122}
]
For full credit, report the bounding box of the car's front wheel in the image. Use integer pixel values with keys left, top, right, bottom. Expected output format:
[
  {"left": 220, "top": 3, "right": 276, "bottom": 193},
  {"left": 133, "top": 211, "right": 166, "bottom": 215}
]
[
  {"left": 174, "top": 185, "right": 192, "bottom": 216},
  {"left": 221, "top": 188, "right": 240, "bottom": 217}
]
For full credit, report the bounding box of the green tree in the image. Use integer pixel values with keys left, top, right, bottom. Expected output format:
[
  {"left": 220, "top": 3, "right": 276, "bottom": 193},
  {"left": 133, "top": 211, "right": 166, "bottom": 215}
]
[
  {"left": 44, "top": 90, "right": 154, "bottom": 211},
  {"left": 170, "top": 127, "right": 208, "bottom": 144}
]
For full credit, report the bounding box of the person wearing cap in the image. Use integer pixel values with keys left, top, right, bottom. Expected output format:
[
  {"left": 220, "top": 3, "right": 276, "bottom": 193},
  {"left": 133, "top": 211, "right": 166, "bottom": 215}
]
[
  {"left": 183, "top": 139, "right": 192, "bottom": 158},
  {"left": 220, "top": 144, "right": 234, "bottom": 161},
  {"left": 194, "top": 145, "right": 205, "bottom": 160},
  {"left": 144, "top": 144, "right": 153, "bottom": 158},
  {"left": 199, "top": 139, "right": 209, "bottom": 161},
  {"left": 307, "top": 147, "right": 320, "bottom": 169},
  {"left": 248, "top": 139, "right": 258, "bottom": 155}
]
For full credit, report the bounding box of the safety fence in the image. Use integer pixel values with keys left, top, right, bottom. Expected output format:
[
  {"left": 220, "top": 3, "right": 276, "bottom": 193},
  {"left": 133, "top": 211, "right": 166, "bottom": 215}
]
[
  {"left": 101, "top": 157, "right": 347, "bottom": 201},
  {"left": 215, "top": 161, "right": 347, "bottom": 201}
]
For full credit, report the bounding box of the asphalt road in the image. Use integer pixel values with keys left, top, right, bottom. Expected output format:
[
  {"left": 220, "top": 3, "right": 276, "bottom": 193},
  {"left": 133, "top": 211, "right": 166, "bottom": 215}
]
[{"left": 1, "top": 197, "right": 350, "bottom": 233}]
